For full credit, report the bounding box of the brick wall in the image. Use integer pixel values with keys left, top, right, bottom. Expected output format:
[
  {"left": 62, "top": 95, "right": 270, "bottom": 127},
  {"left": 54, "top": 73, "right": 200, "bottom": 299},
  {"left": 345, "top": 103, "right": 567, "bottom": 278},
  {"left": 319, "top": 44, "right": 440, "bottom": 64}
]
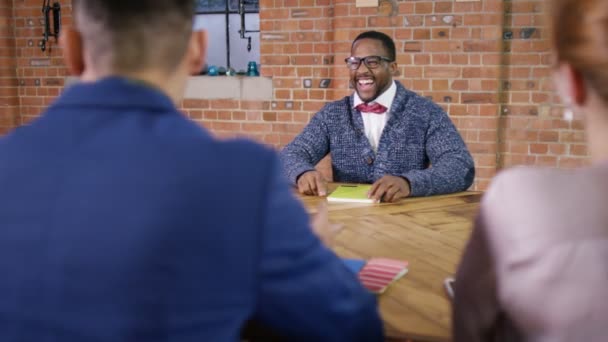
[
  {"left": 497, "top": 1, "right": 588, "bottom": 170},
  {"left": 13, "top": 0, "right": 71, "bottom": 125},
  {"left": 1, "top": 0, "right": 590, "bottom": 190},
  {"left": 0, "top": 0, "right": 19, "bottom": 134}
]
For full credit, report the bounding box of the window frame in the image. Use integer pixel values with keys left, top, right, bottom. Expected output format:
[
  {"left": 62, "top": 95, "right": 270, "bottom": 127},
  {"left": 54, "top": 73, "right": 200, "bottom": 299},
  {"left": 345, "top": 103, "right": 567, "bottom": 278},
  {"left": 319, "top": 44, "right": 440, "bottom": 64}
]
[
  {"left": 195, "top": 0, "right": 259, "bottom": 14},
  {"left": 194, "top": 0, "right": 260, "bottom": 71}
]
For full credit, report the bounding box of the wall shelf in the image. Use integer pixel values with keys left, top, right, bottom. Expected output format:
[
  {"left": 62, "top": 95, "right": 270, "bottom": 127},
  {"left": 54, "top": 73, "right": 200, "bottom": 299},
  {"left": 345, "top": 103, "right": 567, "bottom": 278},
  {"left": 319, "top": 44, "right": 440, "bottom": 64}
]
[{"left": 65, "top": 76, "right": 273, "bottom": 101}]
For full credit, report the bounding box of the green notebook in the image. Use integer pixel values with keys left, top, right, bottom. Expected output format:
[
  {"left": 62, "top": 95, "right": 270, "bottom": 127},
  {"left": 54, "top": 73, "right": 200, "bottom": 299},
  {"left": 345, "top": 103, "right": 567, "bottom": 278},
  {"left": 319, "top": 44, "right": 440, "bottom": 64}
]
[{"left": 327, "top": 184, "right": 374, "bottom": 203}]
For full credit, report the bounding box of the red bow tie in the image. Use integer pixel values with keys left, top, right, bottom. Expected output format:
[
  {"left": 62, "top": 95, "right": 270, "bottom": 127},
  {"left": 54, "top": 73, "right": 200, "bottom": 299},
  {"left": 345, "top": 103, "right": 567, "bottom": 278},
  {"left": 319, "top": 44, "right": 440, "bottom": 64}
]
[{"left": 355, "top": 102, "right": 387, "bottom": 114}]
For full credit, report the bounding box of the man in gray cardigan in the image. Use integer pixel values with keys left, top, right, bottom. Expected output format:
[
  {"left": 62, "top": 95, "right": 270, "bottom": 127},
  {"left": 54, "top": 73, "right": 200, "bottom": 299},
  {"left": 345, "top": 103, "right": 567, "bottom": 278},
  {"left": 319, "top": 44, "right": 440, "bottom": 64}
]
[{"left": 280, "top": 31, "right": 474, "bottom": 202}]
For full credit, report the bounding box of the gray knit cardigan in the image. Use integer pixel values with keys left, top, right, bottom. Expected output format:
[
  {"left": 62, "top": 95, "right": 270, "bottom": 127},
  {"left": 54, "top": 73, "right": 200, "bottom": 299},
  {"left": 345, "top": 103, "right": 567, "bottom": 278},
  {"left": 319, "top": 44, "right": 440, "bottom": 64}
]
[{"left": 280, "top": 81, "right": 475, "bottom": 197}]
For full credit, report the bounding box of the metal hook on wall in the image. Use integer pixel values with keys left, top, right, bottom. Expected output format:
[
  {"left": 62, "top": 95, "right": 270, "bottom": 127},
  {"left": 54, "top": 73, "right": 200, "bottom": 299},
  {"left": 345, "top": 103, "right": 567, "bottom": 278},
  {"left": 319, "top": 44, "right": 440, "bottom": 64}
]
[
  {"left": 40, "top": 0, "right": 61, "bottom": 52},
  {"left": 238, "top": 0, "right": 259, "bottom": 52}
]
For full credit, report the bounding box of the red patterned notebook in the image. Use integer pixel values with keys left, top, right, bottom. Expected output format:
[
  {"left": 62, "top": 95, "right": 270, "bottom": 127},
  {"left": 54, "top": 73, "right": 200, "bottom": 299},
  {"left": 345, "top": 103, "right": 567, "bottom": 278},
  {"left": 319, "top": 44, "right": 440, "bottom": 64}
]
[{"left": 358, "top": 258, "right": 409, "bottom": 294}]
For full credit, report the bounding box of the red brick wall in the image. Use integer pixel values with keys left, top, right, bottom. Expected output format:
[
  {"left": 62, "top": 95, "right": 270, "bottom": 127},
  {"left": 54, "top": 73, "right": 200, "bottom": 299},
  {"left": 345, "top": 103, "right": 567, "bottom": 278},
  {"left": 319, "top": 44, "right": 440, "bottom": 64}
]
[
  {"left": 497, "top": 1, "right": 588, "bottom": 170},
  {"left": 1, "top": 0, "right": 590, "bottom": 190},
  {"left": 13, "top": 0, "right": 71, "bottom": 125},
  {"left": 0, "top": 0, "right": 19, "bottom": 134}
]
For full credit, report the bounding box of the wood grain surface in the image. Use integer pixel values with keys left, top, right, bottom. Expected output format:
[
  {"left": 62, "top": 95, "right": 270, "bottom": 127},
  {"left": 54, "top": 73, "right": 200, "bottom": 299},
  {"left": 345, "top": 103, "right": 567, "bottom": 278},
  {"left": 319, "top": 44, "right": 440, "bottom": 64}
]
[{"left": 296, "top": 184, "right": 482, "bottom": 341}]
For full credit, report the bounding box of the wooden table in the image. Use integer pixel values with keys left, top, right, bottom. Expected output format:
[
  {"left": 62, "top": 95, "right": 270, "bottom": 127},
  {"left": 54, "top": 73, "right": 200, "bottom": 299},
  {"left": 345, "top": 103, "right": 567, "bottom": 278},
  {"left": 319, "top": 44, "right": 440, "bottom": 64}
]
[{"left": 296, "top": 185, "right": 482, "bottom": 342}]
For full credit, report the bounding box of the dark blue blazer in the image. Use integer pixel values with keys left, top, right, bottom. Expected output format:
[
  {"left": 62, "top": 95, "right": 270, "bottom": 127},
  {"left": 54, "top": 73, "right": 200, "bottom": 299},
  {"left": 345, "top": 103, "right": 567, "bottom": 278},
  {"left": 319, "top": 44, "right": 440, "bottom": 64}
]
[{"left": 0, "top": 77, "right": 382, "bottom": 342}]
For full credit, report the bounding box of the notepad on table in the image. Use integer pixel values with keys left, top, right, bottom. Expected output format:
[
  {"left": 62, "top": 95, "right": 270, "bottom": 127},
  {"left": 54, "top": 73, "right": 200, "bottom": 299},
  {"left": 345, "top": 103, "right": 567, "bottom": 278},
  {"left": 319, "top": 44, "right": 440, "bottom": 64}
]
[
  {"left": 327, "top": 184, "right": 374, "bottom": 203},
  {"left": 342, "top": 257, "right": 409, "bottom": 294}
]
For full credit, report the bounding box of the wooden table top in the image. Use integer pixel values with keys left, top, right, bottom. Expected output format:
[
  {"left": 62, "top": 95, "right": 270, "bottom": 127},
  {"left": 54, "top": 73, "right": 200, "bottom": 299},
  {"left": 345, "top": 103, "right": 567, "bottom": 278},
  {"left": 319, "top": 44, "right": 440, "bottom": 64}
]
[{"left": 296, "top": 185, "right": 482, "bottom": 342}]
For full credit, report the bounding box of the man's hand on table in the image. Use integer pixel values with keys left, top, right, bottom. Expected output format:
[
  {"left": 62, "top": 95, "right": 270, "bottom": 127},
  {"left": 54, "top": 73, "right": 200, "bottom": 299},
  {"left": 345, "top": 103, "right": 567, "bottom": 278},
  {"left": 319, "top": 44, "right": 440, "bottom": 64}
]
[
  {"left": 368, "top": 175, "right": 411, "bottom": 203},
  {"left": 297, "top": 170, "right": 328, "bottom": 196}
]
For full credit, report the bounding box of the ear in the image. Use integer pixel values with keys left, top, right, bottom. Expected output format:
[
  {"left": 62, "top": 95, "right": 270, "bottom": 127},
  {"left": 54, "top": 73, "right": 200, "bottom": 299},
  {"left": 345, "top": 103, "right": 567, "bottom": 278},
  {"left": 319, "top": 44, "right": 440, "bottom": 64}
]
[
  {"left": 390, "top": 61, "right": 398, "bottom": 77},
  {"left": 186, "top": 30, "right": 207, "bottom": 75},
  {"left": 553, "top": 62, "right": 587, "bottom": 106},
  {"left": 60, "top": 27, "right": 85, "bottom": 76}
]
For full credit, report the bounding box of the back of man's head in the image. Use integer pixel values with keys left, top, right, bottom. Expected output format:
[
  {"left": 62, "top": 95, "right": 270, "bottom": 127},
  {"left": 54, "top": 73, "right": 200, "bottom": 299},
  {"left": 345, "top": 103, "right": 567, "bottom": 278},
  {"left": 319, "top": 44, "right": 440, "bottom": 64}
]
[{"left": 73, "top": 0, "right": 195, "bottom": 74}]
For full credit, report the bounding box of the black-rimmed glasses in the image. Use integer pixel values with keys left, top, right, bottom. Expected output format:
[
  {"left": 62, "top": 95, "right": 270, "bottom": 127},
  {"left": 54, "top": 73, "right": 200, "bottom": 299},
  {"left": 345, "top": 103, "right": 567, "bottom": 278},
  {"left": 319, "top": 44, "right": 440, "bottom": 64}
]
[{"left": 344, "top": 55, "right": 393, "bottom": 70}]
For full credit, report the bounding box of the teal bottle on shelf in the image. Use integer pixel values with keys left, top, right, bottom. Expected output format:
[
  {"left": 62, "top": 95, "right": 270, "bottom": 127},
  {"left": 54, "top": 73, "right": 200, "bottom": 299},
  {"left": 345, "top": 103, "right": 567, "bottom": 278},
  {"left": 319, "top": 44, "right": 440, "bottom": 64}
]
[
  {"left": 207, "top": 65, "right": 218, "bottom": 76},
  {"left": 247, "top": 61, "right": 259, "bottom": 76}
]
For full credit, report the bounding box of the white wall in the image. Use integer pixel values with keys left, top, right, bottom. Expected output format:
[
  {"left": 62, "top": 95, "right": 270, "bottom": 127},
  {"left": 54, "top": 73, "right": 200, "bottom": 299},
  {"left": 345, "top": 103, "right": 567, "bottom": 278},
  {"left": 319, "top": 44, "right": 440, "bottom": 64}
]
[{"left": 193, "top": 13, "right": 260, "bottom": 73}]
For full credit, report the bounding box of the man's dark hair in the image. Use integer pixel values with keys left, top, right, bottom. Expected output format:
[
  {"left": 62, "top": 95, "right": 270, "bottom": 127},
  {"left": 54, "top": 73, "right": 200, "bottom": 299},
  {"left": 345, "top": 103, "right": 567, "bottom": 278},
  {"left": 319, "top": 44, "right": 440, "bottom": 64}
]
[
  {"left": 72, "top": 0, "right": 196, "bottom": 73},
  {"left": 352, "top": 31, "right": 396, "bottom": 62}
]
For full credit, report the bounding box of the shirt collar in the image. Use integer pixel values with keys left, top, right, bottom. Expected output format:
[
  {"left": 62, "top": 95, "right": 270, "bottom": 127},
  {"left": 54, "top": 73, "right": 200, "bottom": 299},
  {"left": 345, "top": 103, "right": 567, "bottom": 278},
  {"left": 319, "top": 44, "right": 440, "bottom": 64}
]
[{"left": 353, "top": 80, "right": 397, "bottom": 112}]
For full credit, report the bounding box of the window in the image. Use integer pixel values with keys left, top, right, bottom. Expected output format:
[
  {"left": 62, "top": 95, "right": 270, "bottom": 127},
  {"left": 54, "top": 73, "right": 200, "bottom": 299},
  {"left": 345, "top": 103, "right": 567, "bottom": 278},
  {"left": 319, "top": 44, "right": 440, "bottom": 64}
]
[
  {"left": 196, "top": 0, "right": 258, "bottom": 13},
  {"left": 194, "top": 0, "right": 260, "bottom": 74}
]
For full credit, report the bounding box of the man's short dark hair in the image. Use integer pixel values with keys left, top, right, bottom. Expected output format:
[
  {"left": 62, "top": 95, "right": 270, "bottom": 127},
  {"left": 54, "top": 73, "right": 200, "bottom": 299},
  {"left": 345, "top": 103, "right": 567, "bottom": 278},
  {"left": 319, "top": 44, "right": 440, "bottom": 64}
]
[
  {"left": 73, "top": 0, "right": 196, "bottom": 73},
  {"left": 352, "top": 31, "right": 396, "bottom": 62}
]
